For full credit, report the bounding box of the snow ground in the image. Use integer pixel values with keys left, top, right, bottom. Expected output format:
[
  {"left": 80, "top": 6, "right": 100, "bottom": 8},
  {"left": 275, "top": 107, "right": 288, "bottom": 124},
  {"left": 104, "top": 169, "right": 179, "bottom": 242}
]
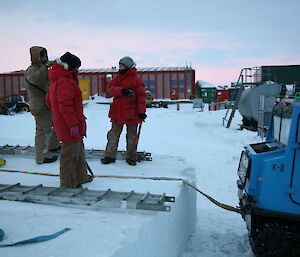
[{"left": 0, "top": 97, "right": 258, "bottom": 257}]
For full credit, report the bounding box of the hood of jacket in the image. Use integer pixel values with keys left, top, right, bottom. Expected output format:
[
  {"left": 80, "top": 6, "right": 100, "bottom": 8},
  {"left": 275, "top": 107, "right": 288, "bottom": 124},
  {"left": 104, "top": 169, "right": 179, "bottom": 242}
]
[
  {"left": 48, "top": 61, "right": 78, "bottom": 83},
  {"left": 118, "top": 67, "right": 137, "bottom": 79},
  {"left": 30, "top": 46, "right": 46, "bottom": 67}
]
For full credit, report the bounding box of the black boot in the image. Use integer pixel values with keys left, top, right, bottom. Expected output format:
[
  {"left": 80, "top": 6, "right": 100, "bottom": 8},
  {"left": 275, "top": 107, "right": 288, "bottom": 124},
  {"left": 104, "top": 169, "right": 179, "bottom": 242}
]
[
  {"left": 101, "top": 156, "right": 116, "bottom": 164},
  {"left": 126, "top": 159, "right": 136, "bottom": 166},
  {"left": 42, "top": 155, "right": 58, "bottom": 164}
]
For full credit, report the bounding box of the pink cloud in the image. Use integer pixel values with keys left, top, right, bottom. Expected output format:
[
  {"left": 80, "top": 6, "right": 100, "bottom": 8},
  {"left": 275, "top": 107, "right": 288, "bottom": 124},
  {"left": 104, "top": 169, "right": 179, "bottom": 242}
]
[
  {"left": 0, "top": 18, "right": 299, "bottom": 86},
  {"left": 195, "top": 66, "right": 238, "bottom": 85},
  {"left": 0, "top": 18, "right": 250, "bottom": 73}
]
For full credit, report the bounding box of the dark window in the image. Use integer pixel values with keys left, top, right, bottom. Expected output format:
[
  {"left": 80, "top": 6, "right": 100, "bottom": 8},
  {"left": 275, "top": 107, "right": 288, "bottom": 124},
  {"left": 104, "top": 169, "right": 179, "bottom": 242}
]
[
  {"left": 149, "top": 80, "right": 155, "bottom": 86},
  {"left": 171, "top": 80, "right": 177, "bottom": 87},
  {"left": 179, "top": 88, "right": 185, "bottom": 93},
  {"left": 149, "top": 89, "right": 156, "bottom": 94},
  {"left": 144, "top": 80, "right": 155, "bottom": 88}
]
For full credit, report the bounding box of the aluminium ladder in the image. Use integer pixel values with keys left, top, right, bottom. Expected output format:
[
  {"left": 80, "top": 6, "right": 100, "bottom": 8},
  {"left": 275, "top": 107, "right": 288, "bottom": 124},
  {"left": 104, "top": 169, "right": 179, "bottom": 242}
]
[
  {"left": 0, "top": 183, "right": 175, "bottom": 212},
  {"left": 0, "top": 145, "right": 152, "bottom": 162},
  {"left": 222, "top": 84, "right": 244, "bottom": 128},
  {"left": 222, "top": 67, "right": 261, "bottom": 128}
]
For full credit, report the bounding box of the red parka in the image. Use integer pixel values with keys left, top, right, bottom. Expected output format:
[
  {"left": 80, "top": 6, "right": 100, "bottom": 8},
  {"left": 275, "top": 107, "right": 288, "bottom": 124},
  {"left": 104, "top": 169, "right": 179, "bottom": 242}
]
[
  {"left": 46, "top": 61, "right": 86, "bottom": 142},
  {"left": 108, "top": 68, "right": 146, "bottom": 125}
]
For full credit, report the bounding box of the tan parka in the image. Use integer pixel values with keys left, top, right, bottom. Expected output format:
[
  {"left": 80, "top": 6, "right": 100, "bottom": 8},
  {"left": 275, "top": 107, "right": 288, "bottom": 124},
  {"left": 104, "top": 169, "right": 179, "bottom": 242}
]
[{"left": 25, "top": 46, "right": 50, "bottom": 111}]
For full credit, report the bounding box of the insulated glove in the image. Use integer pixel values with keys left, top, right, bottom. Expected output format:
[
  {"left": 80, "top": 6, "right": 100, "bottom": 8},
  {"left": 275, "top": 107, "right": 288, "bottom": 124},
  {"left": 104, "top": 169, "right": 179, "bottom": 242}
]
[
  {"left": 70, "top": 125, "right": 80, "bottom": 137},
  {"left": 45, "top": 60, "right": 54, "bottom": 67},
  {"left": 121, "top": 88, "right": 133, "bottom": 97},
  {"left": 139, "top": 113, "right": 147, "bottom": 121}
]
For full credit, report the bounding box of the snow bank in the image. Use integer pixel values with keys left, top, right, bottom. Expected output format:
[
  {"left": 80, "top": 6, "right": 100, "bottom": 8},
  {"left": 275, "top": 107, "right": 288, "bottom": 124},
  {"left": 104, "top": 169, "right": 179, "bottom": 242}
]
[
  {"left": 0, "top": 101, "right": 258, "bottom": 257},
  {"left": 0, "top": 154, "right": 196, "bottom": 257}
]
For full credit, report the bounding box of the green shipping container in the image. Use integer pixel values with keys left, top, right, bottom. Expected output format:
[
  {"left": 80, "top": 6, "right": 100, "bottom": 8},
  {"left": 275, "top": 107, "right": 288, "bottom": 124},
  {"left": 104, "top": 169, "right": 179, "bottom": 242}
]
[
  {"left": 261, "top": 65, "right": 300, "bottom": 84},
  {"left": 199, "top": 87, "right": 216, "bottom": 103}
]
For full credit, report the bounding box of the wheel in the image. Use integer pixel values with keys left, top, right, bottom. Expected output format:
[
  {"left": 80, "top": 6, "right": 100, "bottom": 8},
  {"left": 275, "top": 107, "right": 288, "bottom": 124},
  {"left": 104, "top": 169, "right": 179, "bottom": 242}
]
[{"left": 249, "top": 214, "right": 300, "bottom": 257}]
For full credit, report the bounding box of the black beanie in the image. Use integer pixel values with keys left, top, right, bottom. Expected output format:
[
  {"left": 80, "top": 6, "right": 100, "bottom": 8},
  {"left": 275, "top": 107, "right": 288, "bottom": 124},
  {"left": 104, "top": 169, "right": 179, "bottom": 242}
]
[{"left": 60, "top": 52, "right": 81, "bottom": 70}]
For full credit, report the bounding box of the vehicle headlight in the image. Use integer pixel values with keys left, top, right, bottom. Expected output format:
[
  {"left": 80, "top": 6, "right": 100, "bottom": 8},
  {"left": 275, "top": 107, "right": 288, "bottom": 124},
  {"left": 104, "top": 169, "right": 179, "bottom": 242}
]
[{"left": 237, "top": 151, "right": 251, "bottom": 187}]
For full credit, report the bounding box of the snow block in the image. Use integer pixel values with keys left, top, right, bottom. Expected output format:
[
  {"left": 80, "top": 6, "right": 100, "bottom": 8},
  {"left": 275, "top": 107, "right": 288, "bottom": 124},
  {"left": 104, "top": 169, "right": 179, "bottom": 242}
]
[{"left": 111, "top": 183, "right": 197, "bottom": 257}]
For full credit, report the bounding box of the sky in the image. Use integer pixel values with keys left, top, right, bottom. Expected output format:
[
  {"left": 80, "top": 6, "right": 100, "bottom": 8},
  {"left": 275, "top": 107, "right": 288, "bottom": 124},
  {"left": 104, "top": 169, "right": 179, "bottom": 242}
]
[{"left": 0, "top": 0, "right": 300, "bottom": 85}]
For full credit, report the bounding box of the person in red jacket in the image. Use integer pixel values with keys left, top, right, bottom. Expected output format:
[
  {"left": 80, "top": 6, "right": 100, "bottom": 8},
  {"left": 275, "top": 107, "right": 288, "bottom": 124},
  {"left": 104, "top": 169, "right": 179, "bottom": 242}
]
[
  {"left": 101, "top": 56, "right": 146, "bottom": 166},
  {"left": 46, "top": 52, "right": 93, "bottom": 188}
]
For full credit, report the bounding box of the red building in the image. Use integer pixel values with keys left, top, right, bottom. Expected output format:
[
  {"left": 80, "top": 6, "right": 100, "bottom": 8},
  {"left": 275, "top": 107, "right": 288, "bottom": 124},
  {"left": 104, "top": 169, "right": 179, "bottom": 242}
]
[{"left": 0, "top": 66, "right": 195, "bottom": 100}]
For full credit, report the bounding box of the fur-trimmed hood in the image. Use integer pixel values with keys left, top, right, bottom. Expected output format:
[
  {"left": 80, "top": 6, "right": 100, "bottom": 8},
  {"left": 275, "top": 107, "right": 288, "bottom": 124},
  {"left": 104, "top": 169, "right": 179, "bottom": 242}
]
[{"left": 30, "top": 46, "right": 46, "bottom": 67}]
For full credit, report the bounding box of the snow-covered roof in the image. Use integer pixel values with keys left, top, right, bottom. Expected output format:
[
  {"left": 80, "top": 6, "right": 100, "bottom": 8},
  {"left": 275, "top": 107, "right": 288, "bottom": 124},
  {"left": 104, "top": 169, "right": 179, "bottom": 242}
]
[
  {"left": 196, "top": 80, "right": 217, "bottom": 88},
  {"left": 1, "top": 66, "right": 194, "bottom": 75},
  {"left": 80, "top": 66, "right": 194, "bottom": 73},
  {"left": 0, "top": 70, "right": 25, "bottom": 75}
]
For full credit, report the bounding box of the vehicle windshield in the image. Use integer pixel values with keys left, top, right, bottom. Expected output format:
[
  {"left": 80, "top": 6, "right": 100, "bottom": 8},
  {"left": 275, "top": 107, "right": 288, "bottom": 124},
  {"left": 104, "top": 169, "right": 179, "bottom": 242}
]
[{"left": 273, "top": 105, "right": 293, "bottom": 145}]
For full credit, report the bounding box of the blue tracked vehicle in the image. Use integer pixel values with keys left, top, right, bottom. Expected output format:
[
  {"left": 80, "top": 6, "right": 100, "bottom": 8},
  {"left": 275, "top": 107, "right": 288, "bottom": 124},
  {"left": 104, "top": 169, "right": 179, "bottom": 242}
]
[{"left": 237, "top": 91, "right": 300, "bottom": 257}]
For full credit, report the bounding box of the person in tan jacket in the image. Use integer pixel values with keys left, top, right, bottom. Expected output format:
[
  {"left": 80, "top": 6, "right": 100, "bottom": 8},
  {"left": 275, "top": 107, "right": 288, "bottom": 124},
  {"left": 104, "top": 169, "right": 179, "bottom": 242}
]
[{"left": 25, "top": 46, "right": 60, "bottom": 164}]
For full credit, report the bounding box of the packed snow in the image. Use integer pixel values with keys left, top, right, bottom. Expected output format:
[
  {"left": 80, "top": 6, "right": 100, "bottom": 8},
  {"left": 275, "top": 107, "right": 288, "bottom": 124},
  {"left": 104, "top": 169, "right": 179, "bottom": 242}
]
[
  {"left": 0, "top": 97, "right": 258, "bottom": 257},
  {"left": 196, "top": 80, "right": 218, "bottom": 88}
]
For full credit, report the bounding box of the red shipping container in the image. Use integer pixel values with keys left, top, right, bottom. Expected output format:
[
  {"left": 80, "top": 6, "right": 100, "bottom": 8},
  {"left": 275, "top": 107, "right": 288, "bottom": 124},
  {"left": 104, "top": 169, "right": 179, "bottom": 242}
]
[
  {"left": 1, "top": 67, "right": 196, "bottom": 100},
  {"left": 216, "top": 89, "right": 230, "bottom": 102}
]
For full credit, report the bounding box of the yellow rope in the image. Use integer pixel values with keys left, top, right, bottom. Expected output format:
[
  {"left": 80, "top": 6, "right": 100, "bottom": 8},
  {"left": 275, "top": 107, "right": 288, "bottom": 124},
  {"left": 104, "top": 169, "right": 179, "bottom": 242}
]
[
  {"left": 0, "top": 169, "right": 59, "bottom": 177},
  {"left": 0, "top": 168, "right": 241, "bottom": 214}
]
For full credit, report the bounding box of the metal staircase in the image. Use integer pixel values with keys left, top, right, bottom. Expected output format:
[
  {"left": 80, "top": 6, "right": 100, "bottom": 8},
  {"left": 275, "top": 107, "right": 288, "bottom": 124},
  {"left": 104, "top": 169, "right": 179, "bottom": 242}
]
[
  {"left": 0, "top": 145, "right": 152, "bottom": 162},
  {"left": 222, "top": 67, "right": 261, "bottom": 128},
  {"left": 0, "top": 183, "right": 175, "bottom": 212}
]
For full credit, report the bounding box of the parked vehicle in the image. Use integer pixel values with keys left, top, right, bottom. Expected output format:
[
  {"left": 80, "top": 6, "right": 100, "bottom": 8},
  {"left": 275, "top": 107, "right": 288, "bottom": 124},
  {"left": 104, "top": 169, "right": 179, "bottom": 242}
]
[
  {"left": 237, "top": 89, "right": 300, "bottom": 256},
  {"left": 146, "top": 90, "right": 153, "bottom": 108},
  {"left": 0, "top": 95, "right": 30, "bottom": 115}
]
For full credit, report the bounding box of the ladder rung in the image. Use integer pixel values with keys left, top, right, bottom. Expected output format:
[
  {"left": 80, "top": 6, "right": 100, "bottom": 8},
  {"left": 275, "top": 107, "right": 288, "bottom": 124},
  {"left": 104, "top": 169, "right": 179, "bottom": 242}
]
[
  {"left": 72, "top": 188, "right": 87, "bottom": 197},
  {"left": 10, "top": 145, "right": 20, "bottom": 150},
  {"left": 123, "top": 190, "right": 135, "bottom": 201},
  {"left": 22, "top": 184, "right": 42, "bottom": 194},
  {"left": 21, "top": 145, "right": 31, "bottom": 151},
  {"left": 95, "top": 189, "right": 111, "bottom": 202},
  {"left": 140, "top": 192, "right": 150, "bottom": 202},
  {"left": 0, "top": 144, "right": 9, "bottom": 150},
  {"left": 47, "top": 187, "right": 60, "bottom": 195},
  {"left": 0, "top": 183, "right": 20, "bottom": 193}
]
